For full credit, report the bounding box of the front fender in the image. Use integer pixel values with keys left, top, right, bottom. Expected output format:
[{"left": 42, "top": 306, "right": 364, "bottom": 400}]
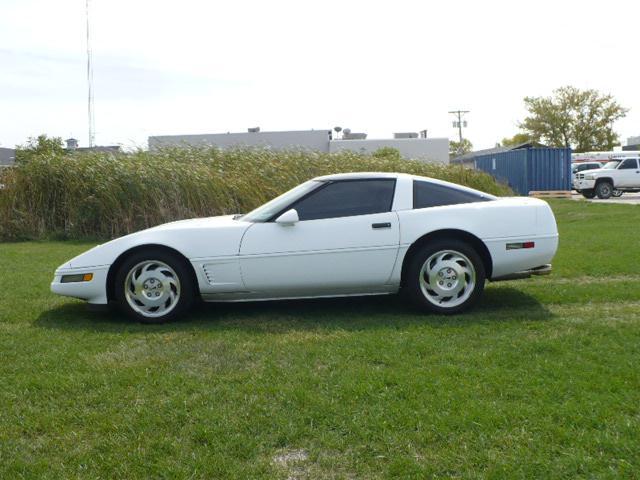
[{"left": 63, "top": 217, "right": 251, "bottom": 269}]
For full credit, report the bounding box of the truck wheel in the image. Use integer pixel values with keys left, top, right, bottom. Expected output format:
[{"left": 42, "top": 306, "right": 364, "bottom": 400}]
[
  {"left": 581, "top": 189, "right": 596, "bottom": 199},
  {"left": 612, "top": 189, "right": 624, "bottom": 197},
  {"left": 596, "top": 182, "right": 613, "bottom": 199}
]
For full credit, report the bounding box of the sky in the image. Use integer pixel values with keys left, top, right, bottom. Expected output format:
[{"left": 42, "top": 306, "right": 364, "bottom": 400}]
[{"left": 1, "top": 0, "right": 638, "bottom": 151}]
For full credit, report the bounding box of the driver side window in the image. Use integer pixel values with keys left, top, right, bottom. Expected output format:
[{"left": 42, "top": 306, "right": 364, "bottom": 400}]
[
  {"left": 289, "top": 179, "right": 396, "bottom": 221},
  {"left": 619, "top": 159, "right": 638, "bottom": 170}
]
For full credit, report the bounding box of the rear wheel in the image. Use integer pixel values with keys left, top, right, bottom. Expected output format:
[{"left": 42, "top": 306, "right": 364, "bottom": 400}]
[
  {"left": 612, "top": 189, "right": 624, "bottom": 197},
  {"left": 581, "top": 189, "right": 596, "bottom": 199},
  {"left": 114, "top": 250, "right": 195, "bottom": 323},
  {"left": 405, "top": 239, "right": 485, "bottom": 314},
  {"left": 596, "top": 181, "right": 613, "bottom": 199}
]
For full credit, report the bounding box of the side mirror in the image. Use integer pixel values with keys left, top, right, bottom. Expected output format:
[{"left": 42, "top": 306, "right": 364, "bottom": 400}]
[{"left": 275, "top": 209, "right": 299, "bottom": 225}]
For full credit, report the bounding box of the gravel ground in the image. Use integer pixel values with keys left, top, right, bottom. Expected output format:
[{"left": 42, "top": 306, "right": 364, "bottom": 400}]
[{"left": 571, "top": 192, "right": 640, "bottom": 205}]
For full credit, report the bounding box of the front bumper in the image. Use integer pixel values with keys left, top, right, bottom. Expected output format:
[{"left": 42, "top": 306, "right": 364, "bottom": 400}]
[
  {"left": 575, "top": 179, "right": 596, "bottom": 190},
  {"left": 51, "top": 265, "right": 109, "bottom": 304}
]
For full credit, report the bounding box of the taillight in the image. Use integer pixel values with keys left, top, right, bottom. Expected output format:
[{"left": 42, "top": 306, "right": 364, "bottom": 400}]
[{"left": 506, "top": 241, "right": 535, "bottom": 250}]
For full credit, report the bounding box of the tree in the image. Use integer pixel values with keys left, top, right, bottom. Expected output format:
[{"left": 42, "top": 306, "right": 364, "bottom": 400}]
[
  {"left": 449, "top": 138, "right": 473, "bottom": 157},
  {"left": 500, "top": 133, "right": 532, "bottom": 148},
  {"left": 519, "top": 86, "right": 628, "bottom": 152},
  {"left": 15, "top": 134, "right": 65, "bottom": 163}
]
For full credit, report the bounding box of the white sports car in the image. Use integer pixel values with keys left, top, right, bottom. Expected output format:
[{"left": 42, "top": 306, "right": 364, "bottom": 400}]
[{"left": 51, "top": 173, "right": 558, "bottom": 323}]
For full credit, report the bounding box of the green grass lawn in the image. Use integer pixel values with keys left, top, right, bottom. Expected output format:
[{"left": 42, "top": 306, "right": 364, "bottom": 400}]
[{"left": 1, "top": 200, "right": 639, "bottom": 479}]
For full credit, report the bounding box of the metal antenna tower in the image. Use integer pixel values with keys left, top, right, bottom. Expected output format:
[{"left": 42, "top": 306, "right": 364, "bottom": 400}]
[{"left": 86, "top": 0, "right": 95, "bottom": 147}]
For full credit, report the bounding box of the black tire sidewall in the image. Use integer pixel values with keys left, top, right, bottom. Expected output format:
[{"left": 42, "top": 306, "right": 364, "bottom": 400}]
[
  {"left": 114, "top": 249, "right": 195, "bottom": 324},
  {"left": 405, "top": 239, "right": 486, "bottom": 315},
  {"left": 596, "top": 182, "right": 612, "bottom": 199},
  {"left": 582, "top": 189, "right": 595, "bottom": 199}
]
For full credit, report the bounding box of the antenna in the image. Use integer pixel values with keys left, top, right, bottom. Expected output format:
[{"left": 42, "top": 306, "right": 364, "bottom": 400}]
[{"left": 86, "top": 0, "right": 95, "bottom": 147}]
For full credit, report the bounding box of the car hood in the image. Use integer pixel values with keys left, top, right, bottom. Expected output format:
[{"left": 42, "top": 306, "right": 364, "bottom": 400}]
[
  {"left": 578, "top": 168, "right": 611, "bottom": 176},
  {"left": 61, "top": 214, "right": 252, "bottom": 270},
  {"left": 147, "top": 214, "right": 243, "bottom": 231}
]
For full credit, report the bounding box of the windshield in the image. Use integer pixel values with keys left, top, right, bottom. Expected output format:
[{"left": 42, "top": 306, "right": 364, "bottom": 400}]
[
  {"left": 603, "top": 161, "right": 621, "bottom": 169},
  {"left": 241, "top": 180, "right": 321, "bottom": 222}
]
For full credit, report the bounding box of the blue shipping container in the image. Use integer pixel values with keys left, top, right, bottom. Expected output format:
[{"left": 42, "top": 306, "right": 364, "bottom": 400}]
[{"left": 474, "top": 148, "right": 571, "bottom": 195}]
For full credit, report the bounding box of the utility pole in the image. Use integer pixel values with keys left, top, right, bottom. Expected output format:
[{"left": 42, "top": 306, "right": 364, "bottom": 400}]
[
  {"left": 86, "top": 0, "right": 95, "bottom": 147},
  {"left": 449, "top": 110, "right": 469, "bottom": 143}
]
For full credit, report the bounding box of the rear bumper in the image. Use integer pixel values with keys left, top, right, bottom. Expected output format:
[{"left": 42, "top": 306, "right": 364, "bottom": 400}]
[{"left": 491, "top": 264, "right": 552, "bottom": 282}]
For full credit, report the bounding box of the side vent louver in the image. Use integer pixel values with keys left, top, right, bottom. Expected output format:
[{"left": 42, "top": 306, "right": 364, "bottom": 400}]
[{"left": 202, "top": 265, "right": 215, "bottom": 285}]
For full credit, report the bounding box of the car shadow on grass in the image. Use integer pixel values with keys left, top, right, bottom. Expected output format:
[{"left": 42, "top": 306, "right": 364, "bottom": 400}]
[{"left": 34, "top": 286, "right": 553, "bottom": 334}]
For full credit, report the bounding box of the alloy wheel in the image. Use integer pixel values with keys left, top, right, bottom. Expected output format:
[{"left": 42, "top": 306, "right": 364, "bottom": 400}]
[
  {"left": 418, "top": 250, "right": 476, "bottom": 308},
  {"left": 124, "top": 260, "right": 181, "bottom": 318}
]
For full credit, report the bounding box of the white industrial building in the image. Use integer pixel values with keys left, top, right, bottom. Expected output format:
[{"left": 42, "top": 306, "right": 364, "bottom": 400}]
[
  {"left": 329, "top": 137, "right": 448, "bottom": 162},
  {"left": 0, "top": 147, "right": 16, "bottom": 166},
  {"left": 624, "top": 136, "right": 640, "bottom": 151},
  {"left": 149, "top": 128, "right": 449, "bottom": 164}
]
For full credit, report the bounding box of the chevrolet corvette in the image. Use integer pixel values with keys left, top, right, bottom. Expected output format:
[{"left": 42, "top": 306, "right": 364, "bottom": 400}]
[{"left": 51, "top": 173, "right": 558, "bottom": 323}]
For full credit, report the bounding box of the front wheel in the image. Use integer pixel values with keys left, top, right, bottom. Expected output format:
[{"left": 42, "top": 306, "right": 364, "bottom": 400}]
[
  {"left": 405, "top": 239, "right": 486, "bottom": 315},
  {"left": 612, "top": 189, "right": 624, "bottom": 197},
  {"left": 114, "top": 250, "right": 195, "bottom": 324},
  {"left": 596, "top": 181, "right": 613, "bottom": 199}
]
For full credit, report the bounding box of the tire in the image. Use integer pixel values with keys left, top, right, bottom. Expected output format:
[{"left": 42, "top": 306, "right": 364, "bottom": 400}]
[
  {"left": 114, "top": 249, "right": 196, "bottom": 324},
  {"left": 404, "top": 239, "right": 486, "bottom": 315},
  {"left": 612, "top": 189, "right": 624, "bottom": 197},
  {"left": 581, "top": 189, "right": 596, "bottom": 199},
  {"left": 595, "top": 181, "right": 613, "bottom": 199}
]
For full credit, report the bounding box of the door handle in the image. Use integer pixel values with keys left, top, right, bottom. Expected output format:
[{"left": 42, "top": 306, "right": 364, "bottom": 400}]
[{"left": 372, "top": 222, "right": 391, "bottom": 229}]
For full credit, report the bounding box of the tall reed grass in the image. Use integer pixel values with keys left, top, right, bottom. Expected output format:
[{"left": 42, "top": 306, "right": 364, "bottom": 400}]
[{"left": 0, "top": 147, "right": 511, "bottom": 241}]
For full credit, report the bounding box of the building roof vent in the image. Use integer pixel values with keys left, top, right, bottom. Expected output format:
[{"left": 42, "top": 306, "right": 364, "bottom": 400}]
[
  {"left": 394, "top": 132, "right": 418, "bottom": 139},
  {"left": 342, "top": 129, "right": 367, "bottom": 140},
  {"left": 248, "top": 127, "right": 260, "bottom": 133}
]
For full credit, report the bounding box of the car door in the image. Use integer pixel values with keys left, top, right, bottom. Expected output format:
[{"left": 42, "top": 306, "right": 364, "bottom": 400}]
[
  {"left": 616, "top": 158, "right": 640, "bottom": 187},
  {"left": 239, "top": 179, "right": 400, "bottom": 296}
]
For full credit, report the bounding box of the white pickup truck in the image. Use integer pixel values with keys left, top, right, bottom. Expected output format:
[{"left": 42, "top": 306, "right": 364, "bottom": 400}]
[
  {"left": 571, "top": 161, "right": 603, "bottom": 190},
  {"left": 574, "top": 156, "right": 640, "bottom": 199}
]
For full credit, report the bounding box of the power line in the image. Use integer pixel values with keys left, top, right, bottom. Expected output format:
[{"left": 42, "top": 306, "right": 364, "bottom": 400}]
[{"left": 86, "top": 0, "right": 95, "bottom": 147}]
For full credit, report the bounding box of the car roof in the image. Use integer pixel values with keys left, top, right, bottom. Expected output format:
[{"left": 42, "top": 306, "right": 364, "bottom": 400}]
[
  {"left": 313, "top": 172, "right": 404, "bottom": 181},
  {"left": 312, "top": 172, "right": 495, "bottom": 198}
]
